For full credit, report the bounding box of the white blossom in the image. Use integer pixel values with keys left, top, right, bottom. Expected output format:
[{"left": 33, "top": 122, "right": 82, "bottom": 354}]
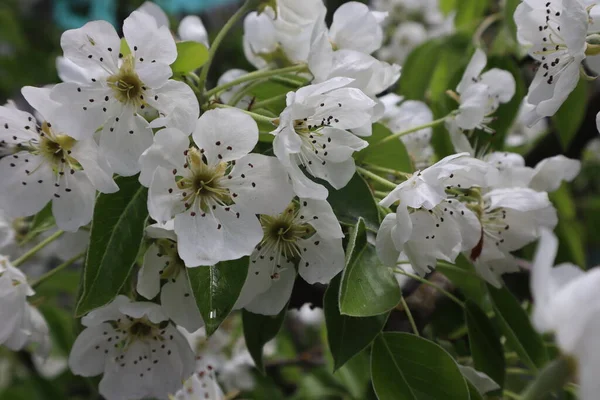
[
  {"left": 69, "top": 295, "right": 195, "bottom": 400},
  {"left": 243, "top": 0, "right": 326, "bottom": 69},
  {"left": 515, "top": 0, "right": 589, "bottom": 125},
  {"left": 272, "top": 77, "right": 374, "bottom": 199},
  {"left": 446, "top": 49, "right": 516, "bottom": 154},
  {"left": 0, "top": 256, "right": 50, "bottom": 356},
  {"left": 137, "top": 222, "right": 204, "bottom": 333},
  {"left": 505, "top": 100, "right": 549, "bottom": 147},
  {"left": 51, "top": 10, "right": 199, "bottom": 175},
  {"left": 0, "top": 86, "right": 118, "bottom": 231},
  {"left": 236, "top": 199, "right": 344, "bottom": 315},
  {"left": 140, "top": 109, "right": 294, "bottom": 267},
  {"left": 530, "top": 229, "right": 600, "bottom": 400},
  {"left": 138, "top": 1, "right": 210, "bottom": 47},
  {"left": 470, "top": 188, "right": 558, "bottom": 287},
  {"left": 327, "top": 1, "right": 387, "bottom": 54}
]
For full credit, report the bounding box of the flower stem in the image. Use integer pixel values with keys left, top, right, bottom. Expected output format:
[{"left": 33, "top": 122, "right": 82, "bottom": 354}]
[
  {"left": 395, "top": 268, "right": 465, "bottom": 308},
  {"left": 31, "top": 251, "right": 85, "bottom": 289},
  {"left": 399, "top": 294, "right": 419, "bottom": 336},
  {"left": 209, "top": 103, "right": 277, "bottom": 126},
  {"left": 204, "top": 64, "right": 308, "bottom": 99},
  {"left": 197, "top": 0, "right": 257, "bottom": 95},
  {"left": 363, "top": 163, "right": 412, "bottom": 178},
  {"left": 252, "top": 93, "right": 287, "bottom": 110},
  {"left": 13, "top": 230, "right": 64, "bottom": 267},
  {"left": 368, "top": 117, "right": 448, "bottom": 151},
  {"left": 521, "top": 356, "right": 575, "bottom": 400},
  {"left": 356, "top": 166, "right": 398, "bottom": 190},
  {"left": 227, "top": 79, "right": 264, "bottom": 106}
]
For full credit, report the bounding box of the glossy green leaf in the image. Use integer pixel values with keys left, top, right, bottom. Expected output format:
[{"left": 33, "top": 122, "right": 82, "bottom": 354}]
[
  {"left": 398, "top": 39, "right": 442, "bottom": 100},
  {"left": 551, "top": 184, "right": 587, "bottom": 266},
  {"left": 355, "top": 123, "right": 413, "bottom": 173},
  {"left": 243, "top": 306, "right": 287, "bottom": 373},
  {"left": 464, "top": 300, "right": 506, "bottom": 388},
  {"left": 488, "top": 284, "right": 548, "bottom": 371},
  {"left": 371, "top": 332, "right": 470, "bottom": 400},
  {"left": 553, "top": 79, "right": 588, "bottom": 150},
  {"left": 324, "top": 275, "right": 388, "bottom": 371},
  {"left": 188, "top": 258, "right": 249, "bottom": 335},
  {"left": 455, "top": 0, "right": 487, "bottom": 32},
  {"left": 75, "top": 176, "right": 148, "bottom": 316},
  {"left": 20, "top": 202, "right": 55, "bottom": 244},
  {"left": 327, "top": 174, "right": 380, "bottom": 232},
  {"left": 339, "top": 219, "right": 401, "bottom": 317},
  {"left": 171, "top": 41, "right": 209, "bottom": 74}
]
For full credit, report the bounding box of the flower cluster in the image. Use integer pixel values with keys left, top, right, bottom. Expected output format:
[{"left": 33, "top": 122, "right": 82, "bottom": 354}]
[{"left": 0, "top": 0, "right": 596, "bottom": 399}]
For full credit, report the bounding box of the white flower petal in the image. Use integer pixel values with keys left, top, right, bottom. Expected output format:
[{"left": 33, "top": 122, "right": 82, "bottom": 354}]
[
  {"left": 60, "top": 20, "right": 120, "bottom": 73},
  {"left": 139, "top": 127, "right": 189, "bottom": 187},
  {"left": 123, "top": 10, "right": 177, "bottom": 66},
  {"left": 52, "top": 171, "right": 96, "bottom": 232},
  {"left": 161, "top": 272, "right": 204, "bottom": 332},
  {"left": 137, "top": 243, "right": 166, "bottom": 299},
  {"left": 297, "top": 234, "right": 344, "bottom": 284},
  {"left": 245, "top": 266, "right": 296, "bottom": 315}
]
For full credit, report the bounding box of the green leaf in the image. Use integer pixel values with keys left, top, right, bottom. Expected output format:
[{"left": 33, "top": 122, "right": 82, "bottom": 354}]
[
  {"left": 464, "top": 300, "right": 506, "bottom": 388},
  {"left": 355, "top": 123, "right": 413, "bottom": 173},
  {"left": 398, "top": 39, "right": 442, "bottom": 101},
  {"left": 188, "top": 258, "right": 249, "bottom": 335},
  {"left": 455, "top": 0, "right": 487, "bottom": 32},
  {"left": 171, "top": 41, "right": 209, "bottom": 74},
  {"left": 339, "top": 218, "right": 401, "bottom": 317},
  {"left": 20, "top": 202, "right": 55, "bottom": 244},
  {"left": 488, "top": 284, "right": 548, "bottom": 371},
  {"left": 371, "top": 332, "right": 470, "bottom": 400},
  {"left": 324, "top": 275, "right": 388, "bottom": 371},
  {"left": 243, "top": 306, "right": 287, "bottom": 373},
  {"left": 551, "top": 184, "right": 587, "bottom": 266},
  {"left": 75, "top": 176, "right": 148, "bottom": 316},
  {"left": 437, "top": 255, "right": 486, "bottom": 306},
  {"left": 553, "top": 79, "right": 588, "bottom": 150},
  {"left": 504, "top": 0, "right": 520, "bottom": 43},
  {"left": 327, "top": 174, "right": 380, "bottom": 232}
]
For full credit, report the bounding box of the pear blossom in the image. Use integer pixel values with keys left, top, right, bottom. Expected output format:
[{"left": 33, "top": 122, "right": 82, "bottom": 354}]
[
  {"left": 216, "top": 69, "right": 252, "bottom": 108},
  {"left": 272, "top": 77, "right": 374, "bottom": 199},
  {"left": 470, "top": 188, "right": 558, "bottom": 287},
  {"left": 51, "top": 10, "right": 199, "bottom": 175},
  {"left": 531, "top": 229, "right": 600, "bottom": 400},
  {"left": 515, "top": 0, "right": 589, "bottom": 125},
  {"left": 173, "top": 369, "right": 224, "bottom": 400},
  {"left": 137, "top": 222, "right": 204, "bottom": 333},
  {"left": 484, "top": 152, "right": 581, "bottom": 191},
  {"left": 140, "top": 109, "right": 294, "bottom": 267},
  {"left": 446, "top": 49, "right": 516, "bottom": 154},
  {"left": 68, "top": 295, "right": 195, "bottom": 400},
  {"left": 0, "top": 86, "right": 118, "bottom": 231},
  {"left": 327, "top": 2, "right": 387, "bottom": 54},
  {"left": 376, "top": 153, "right": 495, "bottom": 275},
  {"left": 243, "top": 0, "right": 326, "bottom": 69},
  {"left": 0, "top": 256, "right": 50, "bottom": 356},
  {"left": 379, "top": 93, "right": 434, "bottom": 168},
  {"left": 236, "top": 198, "right": 344, "bottom": 315}
]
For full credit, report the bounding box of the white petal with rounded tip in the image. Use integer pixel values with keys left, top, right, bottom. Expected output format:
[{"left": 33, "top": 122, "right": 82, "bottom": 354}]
[
  {"left": 60, "top": 20, "right": 120, "bottom": 72},
  {"left": 297, "top": 235, "right": 344, "bottom": 284},
  {"left": 457, "top": 48, "right": 487, "bottom": 95},
  {"left": 329, "top": 1, "right": 385, "bottom": 54},
  {"left": 147, "top": 80, "right": 199, "bottom": 135},
  {"left": 72, "top": 139, "right": 118, "bottom": 194},
  {"left": 123, "top": 10, "right": 177, "bottom": 66},
  {"left": 21, "top": 86, "right": 59, "bottom": 123},
  {"left": 245, "top": 266, "right": 296, "bottom": 316},
  {"left": 223, "top": 154, "right": 294, "bottom": 215},
  {"left": 0, "top": 106, "right": 41, "bottom": 146},
  {"left": 530, "top": 155, "right": 581, "bottom": 192},
  {"left": 145, "top": 220, "right": 176, "bottom": 241},
  {"left": 137, "top": 1, "right": 169, "bottom": 28},
  {"left": 68, "top": 323, "right": 117, "bottom": 377},
  {"left": 99, "top": 111, "right": 153, "bottom": 176},
  {"left": 119, "top": 301, "right": 167, "bottom": 323},
  {"left": 192, "top": 108, "right": 258, "bottom": 165},
  {"left": 139, "top": 127, "right": 189, "bottom": 187},
  {"left": 299, "top": 198, "right": 343, "bottom": 239},
  {"left": 148, "top": 167, "right": 187, "bottom": 224},
  {"left": 56, "top": 56, "right": 97, "bottom": 84},
  {"left": 161, "top": 272, "right": 204, "bottom": 332},
  {"left": 178, "top": 15, "right": 209, "bottom": 47},
  {"left": 137, "top": 244, "right": 165, "bottom": 299},
  {"left": 0, "top": 154, "right": 54, "bottom": 218},
  {"left": 81, "top": 295, "right": 130, "bottom": 327},
  {"left": 52, "top": 171, "right": 95, "bottom": 232}
]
